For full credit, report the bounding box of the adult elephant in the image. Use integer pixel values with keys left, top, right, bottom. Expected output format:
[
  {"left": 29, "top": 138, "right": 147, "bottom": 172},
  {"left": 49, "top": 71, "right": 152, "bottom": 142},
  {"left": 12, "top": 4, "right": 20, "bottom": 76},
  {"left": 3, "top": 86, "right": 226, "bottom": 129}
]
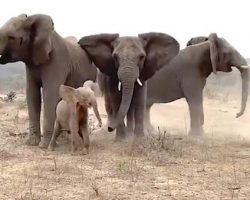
[
  {"left": 0, "top": 14, "right": 96, "bottom": 148},
  {"left": 144, "top": 33, "right": 249, "bottom": 135},
  {"left": 79, "top": 33, "right": 179, "bottom": 140}
]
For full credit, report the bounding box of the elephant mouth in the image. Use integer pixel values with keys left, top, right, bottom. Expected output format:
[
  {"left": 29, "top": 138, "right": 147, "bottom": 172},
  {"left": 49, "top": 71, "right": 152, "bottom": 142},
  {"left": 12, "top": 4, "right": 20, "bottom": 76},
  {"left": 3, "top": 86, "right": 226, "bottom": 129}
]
[
  {"left": 223, "top": 67, "right": 232, "bottom": 72},
  {"left": 220, "top": 65, "right": 232, "bottom": 72},
  {"left": 0, "top": 54, "right": 7, "bottom": 64},
  {"left": 0, "top": 50, "right": 18, "bottom": 64}
]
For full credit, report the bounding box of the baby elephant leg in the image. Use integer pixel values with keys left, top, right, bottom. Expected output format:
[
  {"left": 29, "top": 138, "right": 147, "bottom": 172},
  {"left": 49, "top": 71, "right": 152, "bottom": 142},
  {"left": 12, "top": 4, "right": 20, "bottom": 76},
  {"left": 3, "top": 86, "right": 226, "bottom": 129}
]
[
  {"left": 80, "top": 125, "right": 89, "bottom": 155},
  {"left": 48, "top": 120, "right": 61, "bottom": 151},
  {"left": 69, "top": 116, "right": 80, "bottom": 152}
]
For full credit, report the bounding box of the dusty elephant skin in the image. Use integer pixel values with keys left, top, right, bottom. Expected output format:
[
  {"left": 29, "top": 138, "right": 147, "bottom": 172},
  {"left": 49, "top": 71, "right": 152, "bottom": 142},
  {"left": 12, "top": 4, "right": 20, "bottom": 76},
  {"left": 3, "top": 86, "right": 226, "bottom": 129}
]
[
  {"left": 79, "top": 33, "right": 180, "bottom": 140},
  {"left": 0, "top": 14, "right": 97, "bottom": 148},
  {"left": 144, "top": 33, "right": 249, "bottom": 136},
  {"left": 48, "top": 83, "right": 102, "bottom": 153}
]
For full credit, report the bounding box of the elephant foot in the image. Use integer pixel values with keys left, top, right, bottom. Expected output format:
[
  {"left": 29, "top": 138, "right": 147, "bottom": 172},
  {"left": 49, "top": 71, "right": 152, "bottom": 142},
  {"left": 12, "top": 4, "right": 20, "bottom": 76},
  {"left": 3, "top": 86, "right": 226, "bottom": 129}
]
[
  {"left": 114, "top": 131, "right": 127, "bottom": 142},
  {"left": 126, "top": 127, "right": 134, "bottom": 137},
  {"left": 82, "top": 148, "right": 89, "bottom": 155},
  {"left": 134, "top": 134, "right": 144, "bottom": 139},
  {"left": 134, "top": 130, "right": 144, "bottom": 138},
  {"left": 48, "top": 143, "right": 56, "bottom": 151},
  {"left": 39, "top": 135, "right": 52, "bottom": 149},
  {"left": 24, "top": 133, "right": 41, "bottom": 146},
  {"left": 145, "top": 123, "right": 156, "bottom": 134},
  {"left": 48, "top": 145, "right": 54, "bottom": 151},
  {"left": 188, "top": 127, "right": 204, "bottom": 136},
  {"left": 114, "top": 134, "right": 126, "bottom": 142}
]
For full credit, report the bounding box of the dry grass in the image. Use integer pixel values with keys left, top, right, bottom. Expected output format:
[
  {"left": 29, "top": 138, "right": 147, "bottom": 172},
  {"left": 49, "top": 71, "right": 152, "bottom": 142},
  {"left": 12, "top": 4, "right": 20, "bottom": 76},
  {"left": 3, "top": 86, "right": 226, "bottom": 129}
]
[{"left": 0, "top": 94, "right": 250, "bottom": 199}]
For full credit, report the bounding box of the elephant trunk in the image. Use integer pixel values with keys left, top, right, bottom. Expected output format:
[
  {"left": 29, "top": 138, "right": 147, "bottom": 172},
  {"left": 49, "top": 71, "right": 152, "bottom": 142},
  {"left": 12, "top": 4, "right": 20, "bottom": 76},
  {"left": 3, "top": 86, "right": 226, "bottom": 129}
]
[
  {"left": 108, "top": 66, "right": 138, "bottom": 132},
  {"left": 236, "top": 66, "right": 249, "bottom": 117},
  {"left": 229, "top": 51, "right": 249, "bottom": 117}
]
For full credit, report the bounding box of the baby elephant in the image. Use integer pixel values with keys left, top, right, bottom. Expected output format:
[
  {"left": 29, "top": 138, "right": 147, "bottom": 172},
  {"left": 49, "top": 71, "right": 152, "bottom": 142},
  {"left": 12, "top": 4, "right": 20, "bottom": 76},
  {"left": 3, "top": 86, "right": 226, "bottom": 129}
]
[{"left": 48, "top": 82, "right": 102, "bottom": 153}]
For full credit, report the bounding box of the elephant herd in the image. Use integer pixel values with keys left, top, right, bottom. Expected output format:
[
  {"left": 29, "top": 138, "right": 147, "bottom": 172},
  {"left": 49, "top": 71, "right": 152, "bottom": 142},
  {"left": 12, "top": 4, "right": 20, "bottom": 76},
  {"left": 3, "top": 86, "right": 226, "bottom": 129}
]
[{"left": 0, "top": 14, "right": 248, "bottom": 151}]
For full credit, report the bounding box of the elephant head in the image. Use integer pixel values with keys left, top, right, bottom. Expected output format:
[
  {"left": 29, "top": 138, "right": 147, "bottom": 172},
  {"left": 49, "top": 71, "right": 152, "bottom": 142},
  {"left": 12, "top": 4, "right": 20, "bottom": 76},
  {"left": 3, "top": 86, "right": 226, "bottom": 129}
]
[
  {"left": 79, "top": 33, "right": 179, "bottom": 131},
  {"left": 188, "top": 33, "right": 249, "bottom": 118},
  {"left": 0, "top": 14, "right": 54, "bottom": 66},
  {"left": 186, "top": 36, "right": 208, "bottom": 46},
  {"left": 59, "top": 84, "right": 102, "bottom": 126}
]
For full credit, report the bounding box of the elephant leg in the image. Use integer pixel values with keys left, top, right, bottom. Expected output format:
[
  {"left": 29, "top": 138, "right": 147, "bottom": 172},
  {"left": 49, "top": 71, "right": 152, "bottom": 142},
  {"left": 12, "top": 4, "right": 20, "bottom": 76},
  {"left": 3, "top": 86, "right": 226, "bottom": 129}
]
[
  {"left": 144, "top": 104, "right": 155, "bottom": 134},
  {"left": 39, "top": 85, "right": 61, "bottom": 148},
  {"left": 80, "top": 125, "right": 89, "bottom": 154},
  {"left": 115, "top": 122, "right": 126, "bottom": 141},
  {"left": 25, "top": 70, "right": 42, "bottom": 146},
  {"left": 39, "top": 66, "right": 67, "bottom": 148},
  {"left": 104, "top": 93, "right": 113, "bottom": 125},
  {"left": 186, "top": 97, "right": 204, "bottom": 136},
  {"left": 114, "top": 106, "right": 126, "bottom": 140},
  {"left": 133, "top": 84, "right": 147, "bottom": 137},
  {"left": 183, "top": 79, "right": 204, "bottom": 136},
  {"left": 107, "top": 82, "right": 126, "bottom": 140},
  {"left": 48, "top": 120, "right": 61, "bottom": 151},
  {"left": 126, "top": 103, "right": 135, "bottom": 136}
]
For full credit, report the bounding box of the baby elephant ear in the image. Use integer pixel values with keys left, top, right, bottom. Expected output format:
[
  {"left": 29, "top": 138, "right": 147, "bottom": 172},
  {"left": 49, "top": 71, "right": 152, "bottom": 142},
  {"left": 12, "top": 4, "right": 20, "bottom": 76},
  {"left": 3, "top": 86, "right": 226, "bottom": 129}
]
[
  {"left": 59, "top": 85, "right": 77, "bottom": 103},
  {"left": 139, "top": 32, "right": 180, "bottom": 81}
]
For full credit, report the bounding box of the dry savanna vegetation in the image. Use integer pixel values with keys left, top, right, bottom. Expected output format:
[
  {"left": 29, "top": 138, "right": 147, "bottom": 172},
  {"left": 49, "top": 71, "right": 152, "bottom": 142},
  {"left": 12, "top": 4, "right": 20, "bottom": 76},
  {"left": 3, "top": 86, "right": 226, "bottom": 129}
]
[{"left": 0, "top": 70, "right": 250, "bottom": 199}]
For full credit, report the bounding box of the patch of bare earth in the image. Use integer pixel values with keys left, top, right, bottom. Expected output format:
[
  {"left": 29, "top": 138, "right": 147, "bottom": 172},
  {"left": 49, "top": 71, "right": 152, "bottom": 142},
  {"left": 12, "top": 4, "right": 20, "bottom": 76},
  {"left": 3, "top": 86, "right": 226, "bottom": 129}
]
[{"left": 0, "top": 95, "right": 249, "bottom": 199}]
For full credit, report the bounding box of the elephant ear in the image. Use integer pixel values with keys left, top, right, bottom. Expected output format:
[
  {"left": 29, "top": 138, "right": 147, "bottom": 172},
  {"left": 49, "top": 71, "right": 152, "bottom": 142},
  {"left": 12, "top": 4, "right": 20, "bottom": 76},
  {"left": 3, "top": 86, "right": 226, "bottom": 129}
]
[
  {"left": 78, "top": 34, "right": 119, "bottom": 76},
  {"left": 59, "top": 85, "right": 79, "bottom": 125},
  {"left": 138, "top": 32, "right": 180, "bottom": 81},
  {"left": 208, "top": 33, "right": 219, "bottom": 74},
  {"left": 186, "top": 36, "right": 208, "bottom": 46},
  {"left": 24, "top": 14, "right": 54, "bottom": 66},
  {"left": 59, "top": 85, "right": 78, "bottom": 104}
]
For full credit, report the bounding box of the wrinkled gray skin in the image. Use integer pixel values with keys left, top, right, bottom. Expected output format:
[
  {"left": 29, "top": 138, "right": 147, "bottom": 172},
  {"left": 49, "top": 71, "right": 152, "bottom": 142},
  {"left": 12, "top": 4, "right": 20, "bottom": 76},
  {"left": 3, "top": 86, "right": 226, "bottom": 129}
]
[
  {"left": 0, "top": 14, "right": 96, "bottom": 147},
  {"left": 143, "top": 33, "right": 249, "bottom": 135},
  {"left": 79, "top": 33, "right": 179, "bottom": 139}
]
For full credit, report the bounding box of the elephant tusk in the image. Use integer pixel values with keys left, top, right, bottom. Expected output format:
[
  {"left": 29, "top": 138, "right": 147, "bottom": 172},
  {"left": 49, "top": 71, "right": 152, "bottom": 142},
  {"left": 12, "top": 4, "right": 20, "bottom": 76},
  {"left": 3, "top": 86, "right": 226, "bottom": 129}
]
[
  {"left": 137, "top": 78, "right": 143, "bottom": 86},
  {"left": 238, "top": 65, "right": 249, "bottom": 69},
  {"left": 118, "top": 81, "right": 121, "bottom": 91}
]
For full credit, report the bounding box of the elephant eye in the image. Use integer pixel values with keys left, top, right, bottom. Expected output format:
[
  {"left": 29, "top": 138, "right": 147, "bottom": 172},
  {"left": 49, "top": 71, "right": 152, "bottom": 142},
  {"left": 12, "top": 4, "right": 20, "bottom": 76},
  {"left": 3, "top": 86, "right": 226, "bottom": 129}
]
[
  {"left": 139, "top": 54, "right": 145, "bottom": 62},
  {"left": 8, "top": 36, "right": 15, "bottom": 40}
]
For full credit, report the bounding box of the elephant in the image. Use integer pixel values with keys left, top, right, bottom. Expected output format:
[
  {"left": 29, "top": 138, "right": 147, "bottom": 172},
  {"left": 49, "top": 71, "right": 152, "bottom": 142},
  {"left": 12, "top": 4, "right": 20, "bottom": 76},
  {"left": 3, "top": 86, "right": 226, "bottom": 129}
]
[
  {"left": 78, "top": 33, "right": 180, "bottom": 139},
  {"left": 48, "top": 83, "right": 102, "bottom": 153},
  {"left": 0, "top": 14, "right": 97, "bottom": 148},
  {"left": 143, "top": 33, "right": 249, "bottom": 135}
]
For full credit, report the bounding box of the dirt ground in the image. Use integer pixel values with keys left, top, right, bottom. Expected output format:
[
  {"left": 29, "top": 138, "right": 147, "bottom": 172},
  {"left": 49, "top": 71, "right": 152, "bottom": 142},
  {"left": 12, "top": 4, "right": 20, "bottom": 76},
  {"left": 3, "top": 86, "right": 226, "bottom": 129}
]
[{"left": 0, "top": 93, "right": 250, "bottom": 200}]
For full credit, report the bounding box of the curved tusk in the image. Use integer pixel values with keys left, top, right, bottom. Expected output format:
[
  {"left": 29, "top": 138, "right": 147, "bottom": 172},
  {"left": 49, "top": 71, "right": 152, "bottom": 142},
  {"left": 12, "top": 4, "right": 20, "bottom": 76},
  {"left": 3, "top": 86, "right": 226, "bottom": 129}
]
[
  {"left": 118, "top": 81, "right": 121, "bottom": 91},
  {"left": 238, "top": 65, "right": 249, "bottom": 69},
  {"left": 137, "top": 78, "right": 143, "bottom": 86}
]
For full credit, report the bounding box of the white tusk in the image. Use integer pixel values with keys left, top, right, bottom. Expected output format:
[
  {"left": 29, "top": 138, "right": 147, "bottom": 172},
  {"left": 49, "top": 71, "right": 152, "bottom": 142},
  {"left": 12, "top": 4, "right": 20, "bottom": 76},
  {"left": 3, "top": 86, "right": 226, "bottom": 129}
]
[
  {"left": 137, "top": 78, "right": 143, "bottom": 86},
  {"left": 118, "top": 81, "right": 121, "bottom": 91},
  {"left": 0, "top": 55, "right": 2, "bottom": 58},
  {"left": 238, "top": 65, "right": 249, "bottom": 69}
]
